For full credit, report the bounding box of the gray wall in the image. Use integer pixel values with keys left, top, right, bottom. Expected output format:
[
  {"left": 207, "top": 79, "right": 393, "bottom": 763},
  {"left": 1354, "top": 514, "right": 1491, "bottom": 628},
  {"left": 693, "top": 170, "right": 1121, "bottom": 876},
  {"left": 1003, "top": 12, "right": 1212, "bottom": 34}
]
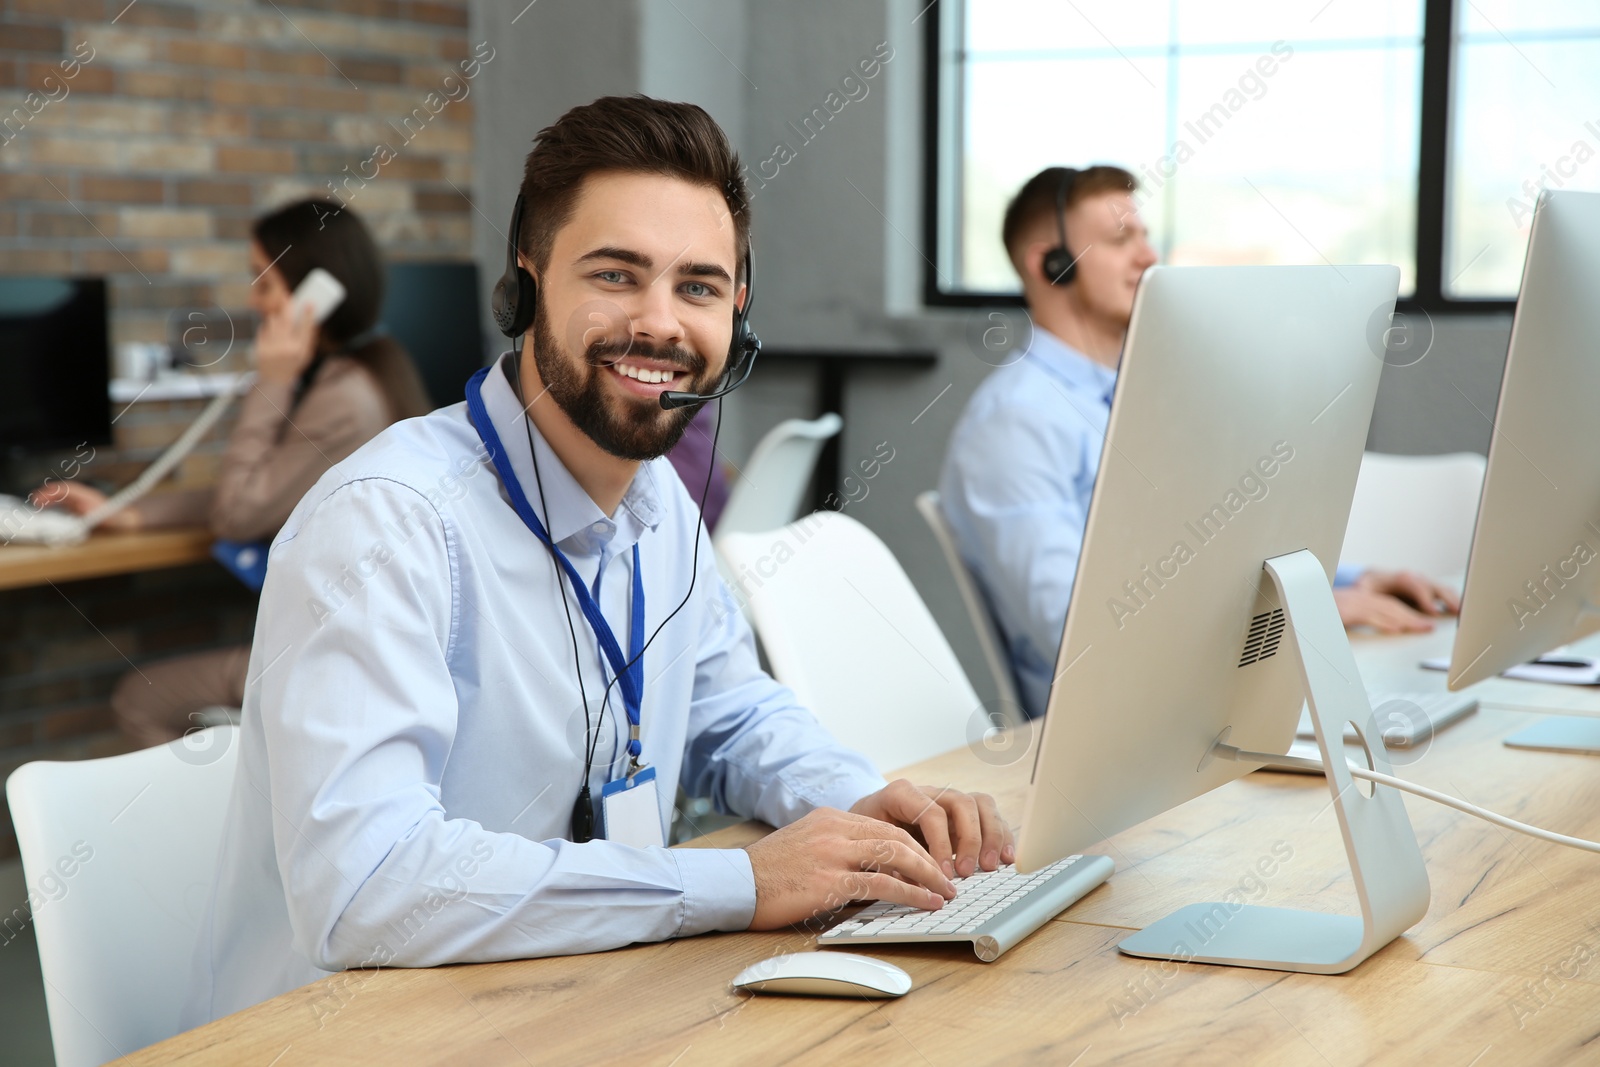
[{"left": 469, "top": 0, "right": 1513, "bottom": 696}]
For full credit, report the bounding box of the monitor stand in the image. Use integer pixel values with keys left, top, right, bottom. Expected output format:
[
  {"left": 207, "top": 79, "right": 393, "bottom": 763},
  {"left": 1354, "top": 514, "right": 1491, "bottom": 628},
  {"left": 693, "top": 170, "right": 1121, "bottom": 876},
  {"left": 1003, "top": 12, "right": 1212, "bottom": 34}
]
[{"left": 1117, "top": 549, "right": 1431, "bottom": 974}]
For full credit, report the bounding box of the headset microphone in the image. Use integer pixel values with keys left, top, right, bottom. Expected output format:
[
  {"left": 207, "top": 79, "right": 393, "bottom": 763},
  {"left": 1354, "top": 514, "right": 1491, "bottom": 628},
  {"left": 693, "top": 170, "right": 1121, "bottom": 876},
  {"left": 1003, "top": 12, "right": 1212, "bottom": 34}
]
[
  {"left": 659, "top": 250, "right": 761, "bottom": 410},
  {"left": 659, "top": 336, "right": 760, "bottom": 408}
]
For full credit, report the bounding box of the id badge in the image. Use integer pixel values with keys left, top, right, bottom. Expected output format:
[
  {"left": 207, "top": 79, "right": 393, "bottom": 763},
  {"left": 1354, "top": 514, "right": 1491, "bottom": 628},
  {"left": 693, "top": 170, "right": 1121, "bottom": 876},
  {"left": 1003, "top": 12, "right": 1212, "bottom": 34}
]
[{"left": 600, "top": 766, "right": 666, "bottom": 848}]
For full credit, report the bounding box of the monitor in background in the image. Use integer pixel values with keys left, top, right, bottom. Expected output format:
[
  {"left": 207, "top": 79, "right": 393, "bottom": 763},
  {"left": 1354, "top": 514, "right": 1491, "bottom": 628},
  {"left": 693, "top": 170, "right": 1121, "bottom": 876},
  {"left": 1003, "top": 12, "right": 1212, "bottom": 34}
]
[
  {"left": 1449, "top": 190, "right": 1600, "bottom": 688},
  {"left": 0, "top": 277, "right": 111, "bottom": 451},
  {"left": 380, "top": 262, "right": 486, "bottom": 410},
  {"left": 1018, "top": 263, "right": 1427, "bottom": 974},
  {"left": 1445, "top": 190, "right": 1600, "bottom": 752}
]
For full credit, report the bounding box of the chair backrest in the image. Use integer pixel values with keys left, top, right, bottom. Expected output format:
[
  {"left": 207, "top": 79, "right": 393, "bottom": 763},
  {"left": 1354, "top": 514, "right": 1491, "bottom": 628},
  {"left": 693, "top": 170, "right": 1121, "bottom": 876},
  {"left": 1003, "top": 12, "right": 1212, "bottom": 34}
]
[
  {"left": 914, "top": 491, "right": 1024, "bottom": 725},
  {"left": 717, "top": 512, "right": 982, "bottom": 772},
  {"left": 715, "top": 413, "right": 843, "bottom": 538},
  {"left": 1339, "top": 451, "right": 1487, "bottom": 578},
  {"left": 6, "top": 727, "right": 239, "bottom": 1067}
]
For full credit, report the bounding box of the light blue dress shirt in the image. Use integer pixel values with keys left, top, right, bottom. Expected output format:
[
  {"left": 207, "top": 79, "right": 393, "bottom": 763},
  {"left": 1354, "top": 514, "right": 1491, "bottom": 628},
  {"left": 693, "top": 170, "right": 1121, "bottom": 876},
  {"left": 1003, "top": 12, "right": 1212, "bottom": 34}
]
[
  {"left": 184, "top": 352, "right": 886, "bottom": 1025},
  {"left": 939, "top": 328, "right": 1116, "bottom": 721},
  {"left": 940, "top": 328, "right": 1367, "bottom": 721}
]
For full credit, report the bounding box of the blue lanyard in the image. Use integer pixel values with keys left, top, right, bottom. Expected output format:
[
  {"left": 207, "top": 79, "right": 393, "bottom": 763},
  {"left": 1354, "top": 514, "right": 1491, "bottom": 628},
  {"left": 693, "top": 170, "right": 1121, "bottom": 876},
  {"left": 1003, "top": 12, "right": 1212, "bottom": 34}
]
[{"left": 465, "top": 367, "right": 646, "bottom": 764}]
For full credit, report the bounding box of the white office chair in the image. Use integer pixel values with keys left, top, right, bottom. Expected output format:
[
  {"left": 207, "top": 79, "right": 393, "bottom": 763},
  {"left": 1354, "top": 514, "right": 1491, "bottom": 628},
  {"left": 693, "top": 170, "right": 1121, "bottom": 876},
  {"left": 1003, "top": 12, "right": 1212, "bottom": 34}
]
[
  {"left": 1339, "top": 451, "right": 1487, "bottom": 578},
  {"left": 6, "top": 726, "right": 239, "bottom": 1067},
  {"left": 915, "top": 491, "right": 1024, "bottom": 726},
  {"left": 714, "top": 412, "right": 843, "bottom": 538},
  {"left": 717, "top": 511, "right": 983, "bottom": 772}
]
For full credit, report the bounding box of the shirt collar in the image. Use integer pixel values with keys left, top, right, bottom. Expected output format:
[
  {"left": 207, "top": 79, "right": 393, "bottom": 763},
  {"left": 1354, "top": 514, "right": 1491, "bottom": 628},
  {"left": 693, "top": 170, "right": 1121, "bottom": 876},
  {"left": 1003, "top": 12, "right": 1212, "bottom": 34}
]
[
  {"left": 482, "top": 352, "right": 665, "bottom": 549},
  {"left": 1026, "top": 326, "right": 1119, "bottom": 405}
]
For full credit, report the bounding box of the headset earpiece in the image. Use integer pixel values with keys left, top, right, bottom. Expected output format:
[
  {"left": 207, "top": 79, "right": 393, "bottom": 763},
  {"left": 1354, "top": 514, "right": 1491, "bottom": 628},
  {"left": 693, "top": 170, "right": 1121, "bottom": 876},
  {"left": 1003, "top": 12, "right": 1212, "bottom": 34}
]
[
  {"left": 724, "top": 250, "right": 760, "bottom": 382},
  {"left": 1042, "top": 168, "right": 1080, "bottom": 287},
  {"left": 492, "top": 195, "right": 537, "bottom": 338}
]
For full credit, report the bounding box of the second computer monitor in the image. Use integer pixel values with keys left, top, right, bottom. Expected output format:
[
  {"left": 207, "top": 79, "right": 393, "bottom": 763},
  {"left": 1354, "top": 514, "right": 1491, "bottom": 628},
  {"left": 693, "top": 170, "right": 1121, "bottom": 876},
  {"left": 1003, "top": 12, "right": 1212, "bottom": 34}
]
[
  {"left": 1018, "top": 263, "right": 1399, "bottom": 872},
  {"left": 0, "top": 276, "right": 111, "bottom": 451},
  {"left": 1448, "top": 190, "right": 1600, "bottom": 690}
]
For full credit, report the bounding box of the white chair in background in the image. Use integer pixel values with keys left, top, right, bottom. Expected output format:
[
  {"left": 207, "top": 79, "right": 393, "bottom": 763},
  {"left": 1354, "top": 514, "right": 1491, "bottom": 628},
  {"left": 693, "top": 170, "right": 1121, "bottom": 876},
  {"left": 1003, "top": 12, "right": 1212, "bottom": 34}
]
[
  {"left": 915, "top": 490, "right": 1024, "bottom": 726},
  {"left": 714, "top": 412, "right": 843, "bottom": 538},
  {"left": 6, "top": 727, "right": 238, "bottom": 1067},
  {"left": 717, "top": 511, "right": 983, "bottom": 772},
  {"left": 1339, "top": 451, "right": 1487, "bottom": 578}
]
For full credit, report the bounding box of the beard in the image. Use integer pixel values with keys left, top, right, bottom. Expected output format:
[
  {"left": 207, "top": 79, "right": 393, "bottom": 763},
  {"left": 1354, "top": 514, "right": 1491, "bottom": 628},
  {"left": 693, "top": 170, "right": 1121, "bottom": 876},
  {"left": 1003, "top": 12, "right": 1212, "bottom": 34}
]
[{"left": 530, "top": 300, "right": 714, "bottom": 461}]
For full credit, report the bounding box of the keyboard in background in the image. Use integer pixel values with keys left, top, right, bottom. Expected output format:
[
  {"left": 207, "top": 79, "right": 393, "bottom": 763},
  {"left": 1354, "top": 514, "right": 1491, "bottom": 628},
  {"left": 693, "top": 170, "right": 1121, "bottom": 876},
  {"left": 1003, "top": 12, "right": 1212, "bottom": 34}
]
[
  {"left": 0, "top": 495, "right": 87, "bottom": 547},
  {"left": 1296, "top": 690, "right": 1478, "bottom": 747},
  {"left": 817, "top": 853, "right": 1114, "bottom": 962}
]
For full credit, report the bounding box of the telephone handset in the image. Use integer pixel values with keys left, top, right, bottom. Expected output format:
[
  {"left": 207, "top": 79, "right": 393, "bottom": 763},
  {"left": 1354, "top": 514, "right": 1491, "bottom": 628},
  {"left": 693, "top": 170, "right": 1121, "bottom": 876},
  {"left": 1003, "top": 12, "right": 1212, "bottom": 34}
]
[
  {"left": 290, "top": 268, "right": 346, "bottom": 326},
  {"left": 74, "top": 269, "right": 348, "bottom": 536}
]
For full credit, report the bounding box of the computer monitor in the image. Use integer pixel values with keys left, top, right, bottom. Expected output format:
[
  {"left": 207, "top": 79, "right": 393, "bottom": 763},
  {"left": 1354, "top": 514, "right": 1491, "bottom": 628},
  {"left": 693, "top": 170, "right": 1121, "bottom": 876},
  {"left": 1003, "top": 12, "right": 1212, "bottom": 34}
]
[
  {"left": 1017, "top": 263, "right": 1429, "bottom": 974},
  {"left": 380, "top": 262, "right": 486, "bottom": 410},
  {"left": 1447, "top": 191, "right": 1600, "bottom": 693},
  {"left": 0, "top": 277, "right": 111, "bottom": 450}
]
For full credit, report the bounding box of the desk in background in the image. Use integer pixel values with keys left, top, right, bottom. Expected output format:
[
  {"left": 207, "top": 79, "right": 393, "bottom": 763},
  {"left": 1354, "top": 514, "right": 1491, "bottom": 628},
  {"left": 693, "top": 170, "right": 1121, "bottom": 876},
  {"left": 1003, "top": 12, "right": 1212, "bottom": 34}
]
[
  {"left": 0, "top": 528, "right": 214, "bottom": 592},
  {"left": 123, "top": 628, "right": 1600, "bottom": 1065}
]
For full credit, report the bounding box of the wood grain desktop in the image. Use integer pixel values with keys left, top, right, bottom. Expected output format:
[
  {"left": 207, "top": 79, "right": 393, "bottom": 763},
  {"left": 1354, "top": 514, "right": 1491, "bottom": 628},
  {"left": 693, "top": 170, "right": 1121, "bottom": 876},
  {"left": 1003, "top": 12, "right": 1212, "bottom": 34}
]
[
  {"left": 125, "top": 623, "right": 1600, "bottom": 1066},
  {"left": 0, "top": 527, "right": 214, "bottom": 591}
]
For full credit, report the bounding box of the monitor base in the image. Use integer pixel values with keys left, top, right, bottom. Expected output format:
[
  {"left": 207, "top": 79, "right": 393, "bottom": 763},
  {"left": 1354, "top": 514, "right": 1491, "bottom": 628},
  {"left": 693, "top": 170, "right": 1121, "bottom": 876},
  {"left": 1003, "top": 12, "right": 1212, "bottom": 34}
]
[
  {"left": 1504, "top": 715, "right": 1600, "bottom": 754},
  {"left": 1119, "top": 904, "right": 1363, "bottom": 974},
  {"left": 1116, "top": 549, "right": 1431, "bottom": 975}
]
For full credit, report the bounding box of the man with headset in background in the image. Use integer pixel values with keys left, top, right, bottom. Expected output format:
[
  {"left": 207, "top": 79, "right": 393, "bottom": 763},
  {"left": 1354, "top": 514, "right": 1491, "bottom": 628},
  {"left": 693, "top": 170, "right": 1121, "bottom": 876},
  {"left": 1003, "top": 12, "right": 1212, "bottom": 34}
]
[
  {"left": 939, "top": 165, "right": 1460, "bottom": 721},
  {"left": 184, "top": 95, "right": 1010, "bottom": 1025}
]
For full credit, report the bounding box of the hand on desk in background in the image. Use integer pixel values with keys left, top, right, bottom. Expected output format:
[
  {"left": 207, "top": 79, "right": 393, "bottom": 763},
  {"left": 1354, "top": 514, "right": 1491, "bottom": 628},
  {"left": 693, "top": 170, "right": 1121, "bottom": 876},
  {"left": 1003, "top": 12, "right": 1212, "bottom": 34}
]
[
  {"left": 254, "top": 302, "right": 319, "bottom": 387},
  {"left": 743, "top": 779, "right": 1014, "bottom": 930},
  {"left": 29, "top": 483, "right": 140, "bottom": 531},
  {"left": 1335, "top": 568, "right": 1460, "bottom": 634}
]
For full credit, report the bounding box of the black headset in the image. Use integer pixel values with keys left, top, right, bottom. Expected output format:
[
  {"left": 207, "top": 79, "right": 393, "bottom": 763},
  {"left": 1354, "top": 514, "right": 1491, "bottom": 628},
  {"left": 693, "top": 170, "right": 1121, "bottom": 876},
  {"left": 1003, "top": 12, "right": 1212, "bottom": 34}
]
[
  {"left": 1041, "top": 167, "right": 1081, "bottom": 286},
  {"left": 491, "top": 193, "right": 761, "bottom": 410}
]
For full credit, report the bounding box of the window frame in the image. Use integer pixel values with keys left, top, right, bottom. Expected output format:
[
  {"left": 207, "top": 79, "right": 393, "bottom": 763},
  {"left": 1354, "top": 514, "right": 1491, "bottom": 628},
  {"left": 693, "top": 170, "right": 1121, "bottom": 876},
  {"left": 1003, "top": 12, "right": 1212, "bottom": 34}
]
[{"left": 920, "top": 0, "right": 1515, "bottom": 314}]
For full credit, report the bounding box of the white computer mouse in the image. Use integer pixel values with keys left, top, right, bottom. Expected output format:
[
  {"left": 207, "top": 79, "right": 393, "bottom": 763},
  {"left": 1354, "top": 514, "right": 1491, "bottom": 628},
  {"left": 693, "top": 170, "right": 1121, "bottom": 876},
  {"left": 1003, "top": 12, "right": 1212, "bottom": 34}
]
[{"left": 731, "top": 951, "right": 913, "bottom": 998}]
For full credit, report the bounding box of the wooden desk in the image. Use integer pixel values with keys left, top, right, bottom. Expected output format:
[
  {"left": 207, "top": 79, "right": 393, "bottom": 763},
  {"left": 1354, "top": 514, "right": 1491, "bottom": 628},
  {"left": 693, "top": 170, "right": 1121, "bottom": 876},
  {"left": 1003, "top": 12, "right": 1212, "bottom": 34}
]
[
  {"left": 0, "top": 527, "right": 214, "bottom": 591},
  {"left": 1351, "top": 616, "right": 1600, "bottom": 717},
  {"left": 127, "top": 637, "right": 1600, "bottom": 1066}
]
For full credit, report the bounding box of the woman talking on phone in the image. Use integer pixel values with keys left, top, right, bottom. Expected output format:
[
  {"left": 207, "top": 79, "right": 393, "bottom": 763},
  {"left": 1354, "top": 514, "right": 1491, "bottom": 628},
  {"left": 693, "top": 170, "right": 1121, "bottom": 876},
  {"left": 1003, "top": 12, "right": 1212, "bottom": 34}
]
[{"left": 36, "top": 199, "right": 432, "bottom": 748}]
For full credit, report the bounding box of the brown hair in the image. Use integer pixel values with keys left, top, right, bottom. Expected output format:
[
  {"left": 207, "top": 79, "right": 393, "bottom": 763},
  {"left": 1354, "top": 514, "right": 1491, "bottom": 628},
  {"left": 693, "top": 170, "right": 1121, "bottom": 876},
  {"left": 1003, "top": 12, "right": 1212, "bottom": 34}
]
[
  {"left": 1002, "top": 165, "right": 1139, "bottom": 274},
  {"left": 252, "top": 199, "right": 433, "bottom": 421},
  {"left": 517, "top": 95, "right": 750, "bottom": 278}
]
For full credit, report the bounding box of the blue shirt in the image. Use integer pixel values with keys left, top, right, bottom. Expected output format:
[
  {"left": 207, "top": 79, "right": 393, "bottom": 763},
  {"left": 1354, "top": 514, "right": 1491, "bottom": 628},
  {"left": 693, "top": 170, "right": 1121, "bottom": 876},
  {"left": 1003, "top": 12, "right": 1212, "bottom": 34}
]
[
  {"left": 940, "top": 329, "right": 1367, "bottom": 721},
  {"left": 185, "top": 352, "right": 885, "bottom": 1024},
  {"left": 939, "top": 328, "right": 1116, "bottom": 720}
]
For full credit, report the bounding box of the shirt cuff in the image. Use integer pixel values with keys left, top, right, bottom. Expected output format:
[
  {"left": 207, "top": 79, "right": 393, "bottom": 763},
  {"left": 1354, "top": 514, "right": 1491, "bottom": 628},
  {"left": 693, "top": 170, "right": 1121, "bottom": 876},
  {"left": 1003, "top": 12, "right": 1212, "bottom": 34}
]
[
  {"left": 1334, "top": 563, "right": 1364, "bottom": 588},
  {"left": 771, "top": 765, "right": 889, "bottom": 825},
  {"left": 670, "top": 847, "right": 758, "bottom": 937},
  {"left": 820, "top": 769, "right": 890, "bottom": 813}
]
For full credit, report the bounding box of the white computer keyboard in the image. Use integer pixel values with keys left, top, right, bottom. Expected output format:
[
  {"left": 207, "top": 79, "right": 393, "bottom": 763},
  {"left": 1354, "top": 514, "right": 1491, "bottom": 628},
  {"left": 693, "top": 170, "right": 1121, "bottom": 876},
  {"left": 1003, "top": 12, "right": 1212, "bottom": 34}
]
[
  {"left": 1296, "top": 689, "right": 1478, "bottom": 747},
  {"left": 817, "top": 853, "right": 1114, "bottom": 962},
  {"left": 0, "top": 495, "right": 88, "bottom": 546}
]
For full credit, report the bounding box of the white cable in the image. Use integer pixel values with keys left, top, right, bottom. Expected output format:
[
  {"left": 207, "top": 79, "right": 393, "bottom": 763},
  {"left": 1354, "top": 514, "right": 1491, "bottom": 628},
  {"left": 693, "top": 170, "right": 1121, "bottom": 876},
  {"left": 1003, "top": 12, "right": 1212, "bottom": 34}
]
[
  {"left": 1218, "top": 743, "right": 1600, "bottom": 855},
  {"left": 80, "top": 376, "right": 252, "bottom": 531}
]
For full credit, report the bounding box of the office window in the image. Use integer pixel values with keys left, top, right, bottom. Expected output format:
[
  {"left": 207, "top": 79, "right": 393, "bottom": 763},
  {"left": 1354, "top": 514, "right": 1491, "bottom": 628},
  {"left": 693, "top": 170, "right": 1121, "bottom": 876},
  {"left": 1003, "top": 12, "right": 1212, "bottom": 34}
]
[
  {"left": 929, "top": 0, "right": 1600, "bottom": 306},
  {"left": 1446, "top": 2, "right": 1600, "bottom": 297}
]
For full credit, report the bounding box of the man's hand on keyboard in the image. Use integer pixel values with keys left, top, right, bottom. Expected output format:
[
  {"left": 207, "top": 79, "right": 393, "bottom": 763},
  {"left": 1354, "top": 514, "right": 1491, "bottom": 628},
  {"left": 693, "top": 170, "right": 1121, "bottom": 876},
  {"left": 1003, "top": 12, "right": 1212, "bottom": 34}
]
[
  {"left": 745, "top": 807, "right": 957, "bottom": 931},
  {"left": 849, "top": 779, "right": 1015, "bottom": 881}
]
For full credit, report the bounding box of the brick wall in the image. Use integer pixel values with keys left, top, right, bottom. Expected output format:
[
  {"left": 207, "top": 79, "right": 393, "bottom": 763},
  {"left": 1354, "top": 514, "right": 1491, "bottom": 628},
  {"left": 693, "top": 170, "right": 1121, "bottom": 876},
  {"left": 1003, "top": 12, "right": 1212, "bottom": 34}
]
[
  {"left": 1, "top": 0, "right": 478, "bottom": 352},
  {"left": 0, "top": 0, "right": 479, "bottom": 858}
]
